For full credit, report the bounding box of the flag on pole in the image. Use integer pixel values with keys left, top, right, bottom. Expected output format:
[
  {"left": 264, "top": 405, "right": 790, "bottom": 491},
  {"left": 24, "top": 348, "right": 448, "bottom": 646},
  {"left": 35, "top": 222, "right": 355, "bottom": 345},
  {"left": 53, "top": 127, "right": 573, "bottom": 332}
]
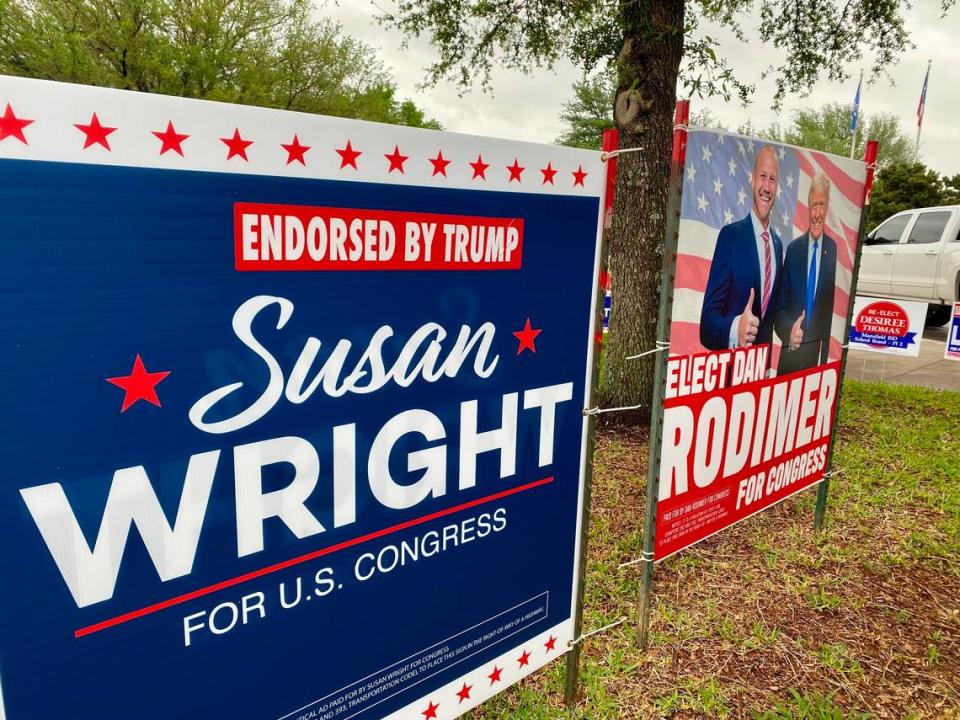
[
  {"left": 850, "top": 72, "right": 862, "bottom": 132},
  {"left": 917, "top": 62, "right": 930, "bottom": 128}
]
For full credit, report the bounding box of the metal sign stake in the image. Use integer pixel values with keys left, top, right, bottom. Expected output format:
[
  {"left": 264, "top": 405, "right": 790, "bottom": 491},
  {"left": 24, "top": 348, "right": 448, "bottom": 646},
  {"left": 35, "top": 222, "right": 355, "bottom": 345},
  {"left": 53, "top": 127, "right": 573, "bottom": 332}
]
[
  {"left": 637, "top": 100, "right": 690, "bottom": 649},
  {"left": 813, "top": 140, "right": 879, "bottom": 531}
]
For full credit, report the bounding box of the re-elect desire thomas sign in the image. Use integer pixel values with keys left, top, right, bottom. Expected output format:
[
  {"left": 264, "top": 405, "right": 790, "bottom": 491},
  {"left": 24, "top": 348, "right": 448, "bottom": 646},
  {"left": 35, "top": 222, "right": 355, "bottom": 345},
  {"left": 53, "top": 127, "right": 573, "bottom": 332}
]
[{"left": 0, "top": 76, "right": 604, "bottom": 720}]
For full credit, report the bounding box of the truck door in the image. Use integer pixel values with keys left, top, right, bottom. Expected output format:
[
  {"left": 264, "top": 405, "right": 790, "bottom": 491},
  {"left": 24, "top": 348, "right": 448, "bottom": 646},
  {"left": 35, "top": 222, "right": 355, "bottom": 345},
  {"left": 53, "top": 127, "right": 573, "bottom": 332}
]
[
  {"left": 858, "top": 213, "right": 911, "bottom": 296},
  {"left": 891, "top": 210, "right": 955, "bottom": 299}
]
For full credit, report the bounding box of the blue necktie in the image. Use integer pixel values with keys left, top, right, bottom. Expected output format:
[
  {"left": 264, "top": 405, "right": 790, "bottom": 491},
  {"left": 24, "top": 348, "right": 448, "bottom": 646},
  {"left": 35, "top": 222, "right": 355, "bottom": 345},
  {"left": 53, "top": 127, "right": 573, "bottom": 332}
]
[{"left": 805, "top": 239, "right": 818, "bottom": 330}]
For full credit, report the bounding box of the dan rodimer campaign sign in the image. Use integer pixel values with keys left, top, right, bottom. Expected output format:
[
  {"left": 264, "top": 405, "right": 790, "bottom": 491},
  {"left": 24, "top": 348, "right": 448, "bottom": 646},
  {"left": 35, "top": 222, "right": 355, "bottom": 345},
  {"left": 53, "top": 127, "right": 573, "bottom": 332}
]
[
  {"left": 656, "top": 129, "right": 867, "bottom": 560},
  {"left": 0, "top": 76, "right": 605, "bottom": 719}
]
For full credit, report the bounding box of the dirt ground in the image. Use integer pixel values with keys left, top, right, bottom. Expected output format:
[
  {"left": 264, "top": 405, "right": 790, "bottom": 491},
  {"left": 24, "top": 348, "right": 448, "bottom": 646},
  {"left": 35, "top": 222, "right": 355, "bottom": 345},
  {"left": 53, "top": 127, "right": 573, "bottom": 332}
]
[{"left": 468, "top": 381, "right": 960, "bottom": 719}]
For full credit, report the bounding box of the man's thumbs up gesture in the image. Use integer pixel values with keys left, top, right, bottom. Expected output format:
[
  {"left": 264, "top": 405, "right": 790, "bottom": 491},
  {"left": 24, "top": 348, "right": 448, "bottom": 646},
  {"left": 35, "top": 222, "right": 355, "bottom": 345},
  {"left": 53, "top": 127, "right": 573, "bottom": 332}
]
[
  {"left": 737, "top": 288, "right": 759, "bottom": 346},
  {"left": 790, "top": 310, "right": 805, "bottom": 351}
]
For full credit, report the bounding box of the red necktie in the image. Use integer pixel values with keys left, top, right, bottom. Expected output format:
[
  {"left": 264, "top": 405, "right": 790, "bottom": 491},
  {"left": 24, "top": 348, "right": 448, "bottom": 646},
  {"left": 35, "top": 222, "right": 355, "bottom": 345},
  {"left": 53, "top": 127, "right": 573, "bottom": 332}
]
[{"left": 761, "top": 230, "right": 772, "bottom": 316}]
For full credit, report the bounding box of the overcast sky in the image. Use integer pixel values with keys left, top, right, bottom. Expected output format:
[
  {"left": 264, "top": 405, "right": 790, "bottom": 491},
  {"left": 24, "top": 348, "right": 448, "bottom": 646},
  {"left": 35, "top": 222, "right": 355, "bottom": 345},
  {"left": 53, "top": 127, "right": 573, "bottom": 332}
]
[{"left": 326, "top": 2, "right": 959, "bottom": 177}]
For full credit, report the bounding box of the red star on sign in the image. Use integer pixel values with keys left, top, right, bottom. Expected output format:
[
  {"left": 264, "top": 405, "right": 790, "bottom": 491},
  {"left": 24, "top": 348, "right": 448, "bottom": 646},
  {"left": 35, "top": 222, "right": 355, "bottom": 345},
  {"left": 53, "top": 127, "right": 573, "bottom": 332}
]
[
  {"left": 487, "top": 665, "right": 502, "bottom": 685},
  {"left": 506, "top": 158, "right": 525, "bottom": 183},
  {"left": 429, "top": 150, "right": 451, "bottom": 177},
  {"left": 540, "top": 162, "right": 557, "bottom": 185},
  {"left": 572, "top": 165, "right": 588, "bottom": 187},
  {"left": 384, "top": 145, "right": 408, "bottom": 173},
  {"left": 106, "top": 355, "right": 171, "bottom": 412},
  {"left": 0, "top": 104, "right": 33, "bottom": 144},
  {"left": 544, "top": 635, "right": 557, "bottom": 652},
  {"left": 221, "top": 128, "right": 253, "bottom": 161},
  {"left": 336, "top": 140, "right": 361, "bottom": 169},
  {"left": 517, "top": 650, "right": 531, "bottom": 667},
  {"left": 456, "top": 683, "right": 472, "bottom": 704},
  {"left": 421, "top": 701, "right": 439, "bottom": 719},
  {"left": 282, "top": 134, "right": 310, "bottom": 166},
  {"left": 470, "top": 154, "right": 489, "bottom": 180},
  {"left": 513, "top": 318, "right": 542, "bottom": 354},
  {"left": 75, "top": 112, "right": 116, "bottom": 150},
  {"left": 152, "top": 121, "right": 189, "bottom": 156}
]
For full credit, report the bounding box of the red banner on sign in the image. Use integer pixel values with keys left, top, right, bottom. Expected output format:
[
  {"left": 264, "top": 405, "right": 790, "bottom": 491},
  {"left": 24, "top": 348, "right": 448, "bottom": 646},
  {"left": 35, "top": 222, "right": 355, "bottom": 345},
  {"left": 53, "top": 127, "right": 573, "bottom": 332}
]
[
  {"left": 235, "top": 202, "right": 524, "bottom": 271},
  {"left": 655, "top": 348, "right": 840, "bottom": 560}
]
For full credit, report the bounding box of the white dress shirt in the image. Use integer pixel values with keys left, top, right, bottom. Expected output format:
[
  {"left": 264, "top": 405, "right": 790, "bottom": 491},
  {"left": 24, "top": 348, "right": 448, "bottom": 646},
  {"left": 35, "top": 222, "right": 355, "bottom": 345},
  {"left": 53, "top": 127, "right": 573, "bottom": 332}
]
[{"left": 727, "top": 210, "right": 778, "bottom": 348}]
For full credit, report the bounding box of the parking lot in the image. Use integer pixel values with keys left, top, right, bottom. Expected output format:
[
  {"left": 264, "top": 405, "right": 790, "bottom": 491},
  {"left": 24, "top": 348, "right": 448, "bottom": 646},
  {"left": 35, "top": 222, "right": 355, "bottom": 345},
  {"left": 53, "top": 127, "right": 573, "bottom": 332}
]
[{"left": 845, "top": 323, "right": 959, "bottom": 391}]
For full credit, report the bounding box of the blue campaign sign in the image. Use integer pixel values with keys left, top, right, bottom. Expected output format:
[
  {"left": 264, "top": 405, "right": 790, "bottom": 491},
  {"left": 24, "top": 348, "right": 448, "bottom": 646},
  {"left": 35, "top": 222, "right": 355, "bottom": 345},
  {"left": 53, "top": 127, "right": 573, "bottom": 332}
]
[
  {"left": 0, "top": 77, "right": 605, "bottom": 720},
  {"left": 946, "top": 302, "right": 960, "bottom": 361}
]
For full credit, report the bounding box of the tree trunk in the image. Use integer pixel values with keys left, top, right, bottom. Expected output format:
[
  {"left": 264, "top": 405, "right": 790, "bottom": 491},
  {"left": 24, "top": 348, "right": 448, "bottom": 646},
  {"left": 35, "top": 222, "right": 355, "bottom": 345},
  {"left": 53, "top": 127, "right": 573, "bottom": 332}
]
[{"left": 598, "top": 0, "right": 685, "bottom": 421}]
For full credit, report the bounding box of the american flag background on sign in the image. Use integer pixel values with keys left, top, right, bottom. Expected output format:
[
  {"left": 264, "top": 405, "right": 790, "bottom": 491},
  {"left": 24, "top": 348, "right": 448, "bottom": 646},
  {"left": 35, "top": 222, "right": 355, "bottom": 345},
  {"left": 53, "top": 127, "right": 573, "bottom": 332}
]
[{"left": 670, "top": 129, "right": 867, "bottom": 370}]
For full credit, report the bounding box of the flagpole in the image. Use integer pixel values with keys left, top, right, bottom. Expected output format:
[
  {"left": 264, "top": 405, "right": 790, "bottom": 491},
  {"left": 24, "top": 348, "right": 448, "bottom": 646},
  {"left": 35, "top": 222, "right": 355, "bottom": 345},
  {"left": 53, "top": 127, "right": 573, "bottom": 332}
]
[
  {"left": 850, "top": 69, "right": 863, "bottom": 159},
  {"left": 914, "top": 59, "right": 931, "bottom": 163}
]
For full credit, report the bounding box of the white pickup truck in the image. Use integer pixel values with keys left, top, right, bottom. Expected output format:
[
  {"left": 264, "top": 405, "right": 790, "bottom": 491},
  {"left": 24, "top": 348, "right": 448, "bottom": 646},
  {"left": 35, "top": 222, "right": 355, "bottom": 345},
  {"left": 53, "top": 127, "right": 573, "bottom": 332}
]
[{"left": 857, "top": 204, "right": 960, "bottom": 325}]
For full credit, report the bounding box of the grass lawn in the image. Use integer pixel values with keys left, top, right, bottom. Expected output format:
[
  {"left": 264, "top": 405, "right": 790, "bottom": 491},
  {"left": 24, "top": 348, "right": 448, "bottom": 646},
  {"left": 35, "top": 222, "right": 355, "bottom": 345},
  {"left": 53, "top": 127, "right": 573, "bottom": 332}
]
[{"left": 466, "top": 380, "right": 959, "bottom": 719}]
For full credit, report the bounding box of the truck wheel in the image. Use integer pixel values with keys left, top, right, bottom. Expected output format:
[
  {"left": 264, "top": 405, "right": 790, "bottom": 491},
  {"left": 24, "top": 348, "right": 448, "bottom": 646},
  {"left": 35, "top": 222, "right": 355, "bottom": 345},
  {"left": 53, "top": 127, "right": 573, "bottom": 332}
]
[{"left": 926, "top": 304, "right": 951, "bottom": 327}]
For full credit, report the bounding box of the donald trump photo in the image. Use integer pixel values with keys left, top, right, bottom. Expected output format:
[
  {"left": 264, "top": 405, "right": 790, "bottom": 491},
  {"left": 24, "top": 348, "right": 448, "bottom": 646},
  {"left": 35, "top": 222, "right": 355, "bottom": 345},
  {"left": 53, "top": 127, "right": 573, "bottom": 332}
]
[{"left": 775, "top": 173, "right": 838, "bottom": 374}]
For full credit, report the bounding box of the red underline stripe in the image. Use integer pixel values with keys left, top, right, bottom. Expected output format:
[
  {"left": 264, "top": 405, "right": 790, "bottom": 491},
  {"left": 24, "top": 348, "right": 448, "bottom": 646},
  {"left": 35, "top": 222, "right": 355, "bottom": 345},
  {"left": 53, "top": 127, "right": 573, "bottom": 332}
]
[{"left": 75, "top": 476, "right": 554, "bottom": 638}]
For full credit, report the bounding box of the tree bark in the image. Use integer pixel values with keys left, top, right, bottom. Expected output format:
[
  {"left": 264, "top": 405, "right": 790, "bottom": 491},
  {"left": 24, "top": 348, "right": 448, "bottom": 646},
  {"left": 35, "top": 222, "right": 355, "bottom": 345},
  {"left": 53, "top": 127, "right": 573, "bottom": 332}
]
[{"left": 598, "top": 0, "right": 685, "bottom": 421}]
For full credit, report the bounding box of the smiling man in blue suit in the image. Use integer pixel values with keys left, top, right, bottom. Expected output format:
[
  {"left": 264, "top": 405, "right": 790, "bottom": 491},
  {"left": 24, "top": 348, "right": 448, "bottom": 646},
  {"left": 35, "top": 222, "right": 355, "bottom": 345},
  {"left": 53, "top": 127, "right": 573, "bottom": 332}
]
[
  {"left": 775, "top": 173, "right": 838, "bottom": 375},
  {"left": 700, "top": 145, "right": 784, "bottom": 353}
]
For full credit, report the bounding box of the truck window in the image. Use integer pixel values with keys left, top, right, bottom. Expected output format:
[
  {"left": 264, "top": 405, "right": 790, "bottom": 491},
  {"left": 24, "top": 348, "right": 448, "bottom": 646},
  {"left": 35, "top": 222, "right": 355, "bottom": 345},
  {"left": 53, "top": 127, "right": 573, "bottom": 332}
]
[
  {"left": 869, "top": 214, "right": 909, "bottom": 245},
  {"left": 906, "top": 211, "right": 951, "bottom": 244}
]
